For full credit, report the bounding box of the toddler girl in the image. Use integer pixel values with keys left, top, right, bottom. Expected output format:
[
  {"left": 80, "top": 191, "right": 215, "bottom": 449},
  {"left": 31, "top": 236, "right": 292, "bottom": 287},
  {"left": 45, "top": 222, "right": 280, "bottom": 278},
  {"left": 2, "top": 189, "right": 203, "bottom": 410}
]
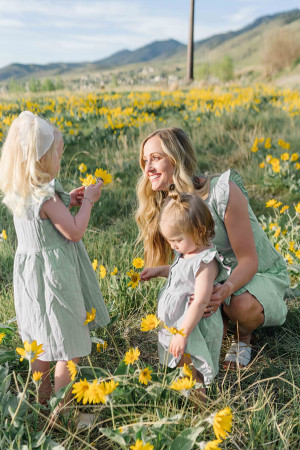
[
  {"left": 0, "top": 111, "right": 110, "bottom": 416},
  {"left": 141, "top": 191, "right": 229, "bottom": 398}
]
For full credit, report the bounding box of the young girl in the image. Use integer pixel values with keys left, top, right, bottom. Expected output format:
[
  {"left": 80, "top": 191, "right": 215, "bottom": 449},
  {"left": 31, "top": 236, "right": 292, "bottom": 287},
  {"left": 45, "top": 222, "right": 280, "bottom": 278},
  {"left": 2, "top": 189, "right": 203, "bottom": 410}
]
[
  {"left": 0, "top": 111, "right": 110, "bottom": 415},
  {"left": 141, "top": 191, "right": 230, "bottom": 395}
]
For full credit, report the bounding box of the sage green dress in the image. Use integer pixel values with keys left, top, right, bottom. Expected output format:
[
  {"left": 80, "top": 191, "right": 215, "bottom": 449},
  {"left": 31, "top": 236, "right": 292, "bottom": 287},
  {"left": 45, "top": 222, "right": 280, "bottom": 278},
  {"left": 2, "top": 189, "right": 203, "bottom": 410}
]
[
  {"left": 13, "top": 179, "right": 110, "bottom": 361},
  {"left": 206, "top": 169, "right": 289, "bottom": 327}
]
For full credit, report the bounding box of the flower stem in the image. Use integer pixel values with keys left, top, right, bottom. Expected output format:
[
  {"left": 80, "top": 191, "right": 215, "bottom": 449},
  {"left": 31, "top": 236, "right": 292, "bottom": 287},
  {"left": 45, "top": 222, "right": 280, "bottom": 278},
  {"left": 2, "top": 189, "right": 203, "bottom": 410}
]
[
  {"left": 110, "top": 400, "right": 116, "bottom": 430},
  {"left": 9, "top": 364, "right": 31, "bottom": 430}
]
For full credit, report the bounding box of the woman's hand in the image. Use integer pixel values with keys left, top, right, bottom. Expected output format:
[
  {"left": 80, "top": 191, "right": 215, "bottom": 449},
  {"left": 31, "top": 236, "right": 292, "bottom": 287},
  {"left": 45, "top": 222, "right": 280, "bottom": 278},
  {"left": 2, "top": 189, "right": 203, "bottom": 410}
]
[
  {"left": 170, "top": 334, "right": 187, "bottom": 358},
  {"left": 189, "top": 282, "right": 232, "bottom": 318},
  {"left": 69, "top": 186, "right": 85, "bottom": 207}
]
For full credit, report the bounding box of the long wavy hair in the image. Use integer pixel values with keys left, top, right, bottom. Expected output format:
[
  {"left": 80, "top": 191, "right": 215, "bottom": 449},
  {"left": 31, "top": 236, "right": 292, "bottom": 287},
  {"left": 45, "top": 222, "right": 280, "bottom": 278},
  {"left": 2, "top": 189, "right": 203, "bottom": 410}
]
[
  {"left": 0, "top": 114, "right": 62, "bottom": 216},
  {"left": 135, "top": 127, "right": 212, "bottom": 266}
]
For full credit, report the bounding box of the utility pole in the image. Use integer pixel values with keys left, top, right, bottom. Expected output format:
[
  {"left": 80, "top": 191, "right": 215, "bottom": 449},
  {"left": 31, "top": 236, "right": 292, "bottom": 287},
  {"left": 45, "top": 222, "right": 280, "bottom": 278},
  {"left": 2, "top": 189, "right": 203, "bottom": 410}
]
[{"left": 187, "top": 0, "right": 195, "bottom": 81}]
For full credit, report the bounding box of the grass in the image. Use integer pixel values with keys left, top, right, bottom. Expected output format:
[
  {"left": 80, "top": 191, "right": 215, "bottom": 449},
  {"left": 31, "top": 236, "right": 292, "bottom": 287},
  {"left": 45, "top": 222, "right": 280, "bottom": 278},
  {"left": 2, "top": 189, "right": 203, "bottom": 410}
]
[{"left": 0, "top": 85, "right": 299, "bottom": 449}]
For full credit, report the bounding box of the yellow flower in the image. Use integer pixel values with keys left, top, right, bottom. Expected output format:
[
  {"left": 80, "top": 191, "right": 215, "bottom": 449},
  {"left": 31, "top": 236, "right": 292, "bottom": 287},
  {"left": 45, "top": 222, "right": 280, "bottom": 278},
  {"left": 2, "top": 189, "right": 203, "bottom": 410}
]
[
  {"left": 266, "top": 154, "right": 273, "bottom": 163},
  {"left": 272, "top": 163, "right": 280, "bottom": 173},
  {"left": 281, "top": 153, "right": 289, "bottom": 161},
  {"left": 99, "top": 265, "right": 106, "bottom": 279},
  {"left": 265, "top": 199, "right": 277, "bottom": 208},
  {"left": 16, "top": 340, "right": 44, "bottom": 363},
  {"left": 295, "top": 250, "right": 300, "bottom": 258},
  {"left": 0, "top": 332, "right": 5, "bottom": 344},
  {"left": 212, "top": 407, "right": 233, "bottom": 440},
  {"left": 259, "top": 161, "right": 265, "bottom": 168},
  {"left": 140, "top": 314, "right": 161, "bottom": 331},
  {"left": 104, "top": 379, "right": 119, "bottom": 396},
  {"left": 130, "top": 439, "right": 154, "bottom": 450},
  {"left": 94, "top": 168, "right": 113, "bottom": 185},
  {"left": 204, "top": 439, "right": 223, "bottom": 450},
  {"left": 264, "top": 137, "right": 271, "bottom": 149},
  {"left": 275, "top": 243, "right": 280, "bottom": 252},
  {"left": 295, "top": 162, "right": 300, "bottom": 170},
  {"left": 84, "top": 308, "right": 96, "bottom": 325},
  {"left": 92, "top": 259, "right": 98, "bottom": 271},
  {"left": 170, "top": 376, "right": 196, "bottom": 391},
  {"left": 79, "top": 163, "right": 87, "bottom": 173},
  {"left": 182, "top": 363, "right": 193, "bottom": 378},
  {"left": 80, "top": 174, "right": 96, "bottom": 186},
  {"left": 290, "top": 153, "right": 298, "bottom": 162},
  {"left": 110, "top": 267, "right": 118, "bottom": 276},
  {"left": 273, "top": 201, "right": 282, "bottom": 208},
  {"left": 72, "top": 378, "right": 90, "bottom": 404},
  {"left": 251, "top": 138, "right": 258, "bottom": 153},
  {"left": 274, "top": 227, "right": 281, "bottom": 238},
  {"left": 269, "top": 222, "right": 278, "bottom": 230},
  {"left": 127, "top": 269, "right": 140, "bottom": 289},
  {"left": 295, "top": 202, "right": 300, "bottom": 214},
  {"left": 32, "top": 371, "right": 43, "bottom": 382},
  {"left": 289, "top": 241, "right": 295, "bottom": 252},
  {"left": 67, "top": 360, "right": 77, "bottom": 381},
  {"left": 164, "top": 325, "right": 186, "bottom": 337},
  {"left": 132, "top": 257, "right": 144, "bottom": 268},
  {"left": 1, "top": 230, "right": 7, "bottom": 240},
  {"left": 280, "top": 205, "right": 289, "bottom": 214},
  {"left": 96, "top": 341, "right": 108, "bottom": 352},
  {"left": 139, "top": 367, "right": 153, "bottom": 385},
  {"left": 85, "top": 379, "right": 106, "bottom": 404},
  {"left": 278, "top": 139, "right": 290, "bottom": 150},
  {"left": 285, "top": 253, "right": 293, "bottom": 265},
  {"left": 124, "top": 347, "right": 140, "bottom": 365}
]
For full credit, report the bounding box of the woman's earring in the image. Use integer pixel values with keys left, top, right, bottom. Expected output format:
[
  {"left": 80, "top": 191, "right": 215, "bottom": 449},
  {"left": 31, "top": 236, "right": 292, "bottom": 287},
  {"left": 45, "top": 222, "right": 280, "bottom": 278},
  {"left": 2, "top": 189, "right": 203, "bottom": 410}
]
[{"left": 169, "top": 183, "right": 175, "bottom": 191}]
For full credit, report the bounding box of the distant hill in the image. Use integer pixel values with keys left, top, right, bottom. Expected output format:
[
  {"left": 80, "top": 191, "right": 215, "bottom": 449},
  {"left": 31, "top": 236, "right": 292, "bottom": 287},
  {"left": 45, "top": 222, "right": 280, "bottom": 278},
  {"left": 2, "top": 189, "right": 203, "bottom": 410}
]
[{"left": 0, "top": 8, "right": 299, "bottom": 82}]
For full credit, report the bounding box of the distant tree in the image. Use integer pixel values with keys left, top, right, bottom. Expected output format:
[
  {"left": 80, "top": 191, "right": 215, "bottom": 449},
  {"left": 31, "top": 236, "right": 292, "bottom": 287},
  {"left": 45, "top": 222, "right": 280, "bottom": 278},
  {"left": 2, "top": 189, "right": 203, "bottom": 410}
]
[
  {"left": 262, "top": 29, "right": 300, "bottom": 77},
  {"left": 29, "top": 78, "right": 42, "bottom": 92},
  {"left": 195, "top": 63, "right": 211, "bottom": 81},
  {"left": 42, "top": 78, "right": 56, "bottom": 91},
  {"left": 213, "top": 55, "right": 234, "bottom": 82},
  {"left": 56, "top": 77, "right": 64, "bottom": 90},
  {"left": 8, "top": 79, "right": 25, "bottom": 93}
]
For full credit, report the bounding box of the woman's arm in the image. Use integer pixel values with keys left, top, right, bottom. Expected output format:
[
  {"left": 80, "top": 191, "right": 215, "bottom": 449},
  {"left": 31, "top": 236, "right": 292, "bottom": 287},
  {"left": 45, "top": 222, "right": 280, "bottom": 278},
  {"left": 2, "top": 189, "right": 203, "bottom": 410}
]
[
  {"left": 40, "top": 180, "right": 103, "bottom": 242},
  {"left": 140, "top": 265, "right": 170, "bottom": 280},
  {"left": 170, "top": 259, "right": 218, "bottom": 358},
  {"left": 210, "top": 181, "right": 258, "bottom": 306}
]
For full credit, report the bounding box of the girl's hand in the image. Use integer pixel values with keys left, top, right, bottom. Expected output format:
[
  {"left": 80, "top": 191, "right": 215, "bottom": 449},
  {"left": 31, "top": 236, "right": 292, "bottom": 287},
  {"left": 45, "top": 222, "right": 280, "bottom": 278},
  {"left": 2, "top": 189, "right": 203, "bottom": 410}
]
[
  {"left": 140, "top": 266, "right": 163, "bottom": 281},
  {"left": 170, "top": 334, "right": 188, "bottom": 358},
  {"left": 69, "top": 186, "right": 85, "bottom": 207},
  {"left": 84, "top": 179, "right": 104, "bottom": 203}
]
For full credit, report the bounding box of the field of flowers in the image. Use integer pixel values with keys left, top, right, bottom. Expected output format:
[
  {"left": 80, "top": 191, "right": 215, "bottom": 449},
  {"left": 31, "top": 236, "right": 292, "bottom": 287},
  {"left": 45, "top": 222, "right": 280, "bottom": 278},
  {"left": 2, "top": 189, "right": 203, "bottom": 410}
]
[{"left": 0, "top": 84, "right": 299, "bottom": 449}]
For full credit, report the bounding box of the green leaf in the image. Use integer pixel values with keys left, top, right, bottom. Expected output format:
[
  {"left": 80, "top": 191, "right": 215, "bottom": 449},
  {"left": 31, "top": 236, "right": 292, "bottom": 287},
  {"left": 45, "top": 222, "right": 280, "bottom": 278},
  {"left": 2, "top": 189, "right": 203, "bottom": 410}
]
[
  {"left": 79, "top": 365, "right": 110, "bottom": 379},
  {"left": 0, "top": 349, "right": 18, "bottom": 364},
  {"left": 98, "top": 427, "right": 130, "bottom": 447},
  {"left": 170, "top": 426, "right": 205, "bottom": 450},
  {"left": 114, "top": 360, "right": 129, "bottom": 376}
]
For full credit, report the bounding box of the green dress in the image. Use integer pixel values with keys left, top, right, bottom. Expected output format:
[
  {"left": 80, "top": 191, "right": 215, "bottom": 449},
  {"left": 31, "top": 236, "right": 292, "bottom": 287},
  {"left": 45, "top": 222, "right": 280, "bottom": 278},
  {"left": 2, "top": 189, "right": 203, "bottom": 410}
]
[
  {"left": 206, "top": 169, "right": 289, "bottom": 327},
  {"left": 13, "top": 179, "right": 110, "bottom": 361}
]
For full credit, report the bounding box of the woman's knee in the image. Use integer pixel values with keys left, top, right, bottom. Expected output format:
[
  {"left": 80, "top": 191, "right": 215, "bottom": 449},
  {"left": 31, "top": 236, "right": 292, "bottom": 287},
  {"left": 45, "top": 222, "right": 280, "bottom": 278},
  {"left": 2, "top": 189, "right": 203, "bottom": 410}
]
[{"left": 223, "top": 292, "right": 264, "bottom": 323}]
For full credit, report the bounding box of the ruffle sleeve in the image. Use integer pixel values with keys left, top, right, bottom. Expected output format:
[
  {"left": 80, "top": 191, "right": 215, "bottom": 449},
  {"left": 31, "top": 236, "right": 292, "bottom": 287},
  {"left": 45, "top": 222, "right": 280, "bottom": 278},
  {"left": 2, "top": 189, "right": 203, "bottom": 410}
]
[
  {"left": 35, "top": 178, "right": 70, "bottom": 219},
  {"left": 214, "top": 169, "right": 248, "bottom": 221}
]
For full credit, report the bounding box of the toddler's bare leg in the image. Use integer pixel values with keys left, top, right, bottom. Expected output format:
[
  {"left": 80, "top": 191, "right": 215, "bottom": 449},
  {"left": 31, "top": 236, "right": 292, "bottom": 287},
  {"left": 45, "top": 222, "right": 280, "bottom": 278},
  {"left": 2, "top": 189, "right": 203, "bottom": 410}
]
[
  {"left": 178, "top": 355, "right": 206, "bottom": 408},
  {"left": 52, "top": 357, "right": 80, "bottom": 421},
  {"left": 31, "top": 360, "right": 52, "bottom": 404}
]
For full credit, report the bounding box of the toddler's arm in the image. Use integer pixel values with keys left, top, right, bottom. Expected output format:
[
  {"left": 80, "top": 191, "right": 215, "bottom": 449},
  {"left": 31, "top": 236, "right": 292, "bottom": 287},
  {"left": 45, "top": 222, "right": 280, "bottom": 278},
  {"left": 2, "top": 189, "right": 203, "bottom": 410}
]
[
  {"left": 140, "top": 265, "right": 170, "bottom": 281},
  {"left": 169, "top": 259, "right": 218, "bottom": 358},
  {"left": 40, "top": 180, "right": 103, "bottom": 242}
]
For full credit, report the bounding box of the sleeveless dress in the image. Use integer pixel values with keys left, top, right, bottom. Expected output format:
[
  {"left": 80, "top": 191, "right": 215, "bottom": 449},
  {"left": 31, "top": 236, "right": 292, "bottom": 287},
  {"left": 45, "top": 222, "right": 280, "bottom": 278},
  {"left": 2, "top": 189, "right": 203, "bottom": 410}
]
[
  {"left": 206, "top": 169, "right": 289, "bottom": 327},
  {"left": 157, "top": 247, "right": 230, "bottom": 386},
  {"left": 13, "top": 178, "right": 110, "bottom": 361}
]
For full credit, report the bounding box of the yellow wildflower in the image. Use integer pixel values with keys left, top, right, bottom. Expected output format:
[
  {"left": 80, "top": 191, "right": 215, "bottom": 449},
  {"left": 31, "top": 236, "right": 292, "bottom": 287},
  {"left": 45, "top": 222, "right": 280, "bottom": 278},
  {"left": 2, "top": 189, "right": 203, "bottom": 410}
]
[
  {"left": 295, "top": 250, "right": 300, "bottom": 258},
  {"left": 139, "top": 367, "right": 153, "bottom": 385},
  {"left": 140, "top": 314, "right": 160, "bottom": 331},
  {"left": 273, "top": 201, "right": 282, "bottom": 208},
  {"left": 212, "top": 407, "right": 233, "bottom": 440},
  {"left": 84, "top": 308, "right": 96, "bottom": 325},
  {"left": 275, "top": 243, "right": 280, "bottom": 252},
  {"left": 259, "top": 161, "right": 265, "bottom": 168},
  {"left": 110, "top": 267, "right": 118, "bottom": 276},
  {"left": 164, "top": 325, "right": 186, "bottom": 337},
  {"left": 280, "top": 205, "right": 289, "bottom": 214},
  {"left": 182, "top": 363, "right": 193, "bottom": 378},
  {"left": 290, "top": 153, "right": 298, "bottom": 162},
  {"left": 274, "top": 227, "right": 281, "bottom": 238},
  {"left": 104, "top": 379, "right": 119, "bottom": 396},
  {"left": 289, "top": 241, "right": 295, "bottom": 252},
  {"left": 0, "top": 332, "right": 5, "bottom": 344},
  {"left": 79, "top": 163, "right": 87, "bottom": 173},
  {"left": 1, "top": 230, "right": 7, "bottom": 240},
  {"left": 99, "top": 265, "right": 106, "bottom": 278},
  {"left": 269, "top": 222, "right": 278, "bottom": 230},
  {"left": 32, "top": 371, "right": 43, "bottom": 382},
  {"left": 295, "top": 162, "right": 300, "bottom": 170},
  {"left": 251, "top": 138, "right": 258, "bottom": 152},
  {"left": 280, "top": 153, "right": 289, "bottom": 161},
  {"left": 295, "top": 202, "right": 300, "bottom": 214},
  {"left": 67, "top": 360, "right": 77, "bottom": 381},
  {"left": 16, "top": 340, "right": 44, "bottom": 363},
  {"left": 94, "top": 168, "right": 113, "bottom": 185},
  {"left": 266, "top": 154, "right": 273, "bottom": 163},
  {"left": 265, "top": 199, "right": 277, "bottom": 208},
  {"left": 80, "top": 174, "right": 96, "bottom": 186},
  {"left": 72, "top": 378, "right": 90, "bottom": 404},
  {"left": 130, "top": 439, "right": 154, "bottom": 450},
  {"left": 124, "top": 347, "right": 140, "bottom": 365},
  {"left": 127, "top": 269, "right": 140, "bottom": 289},
  {"left": 132, "top": 257, "right": 144, "bottom": 268},
  {"left": 285, "top": 253, "right": 293, "bottom": 265},
  {"left": 278, "top": 139, "right": 290, "bottom": 150},
  {"left": 96, "top": 341, "right": 108, "bottom": 352},
  {"left": 264, "top": 137, "right": 271, "bottom": 149},
  {"left": 204, "top": 439, "right": 223, "bottom": 450},
  {"left": 258, "top": 137, "right": 265, "bottom": 143},
  {"left": 170, "top": 376, "right": 196, "bottom": 391},
  {"left": 92, "top": 259, "right": 98, "bottom": 271}
]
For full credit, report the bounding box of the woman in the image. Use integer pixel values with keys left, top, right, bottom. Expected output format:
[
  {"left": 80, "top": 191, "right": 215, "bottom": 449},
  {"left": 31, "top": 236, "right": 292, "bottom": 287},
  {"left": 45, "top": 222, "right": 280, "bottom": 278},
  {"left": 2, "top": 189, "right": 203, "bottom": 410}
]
[{"left": 136, "top": 127, "right": 289, "bottom": 368}]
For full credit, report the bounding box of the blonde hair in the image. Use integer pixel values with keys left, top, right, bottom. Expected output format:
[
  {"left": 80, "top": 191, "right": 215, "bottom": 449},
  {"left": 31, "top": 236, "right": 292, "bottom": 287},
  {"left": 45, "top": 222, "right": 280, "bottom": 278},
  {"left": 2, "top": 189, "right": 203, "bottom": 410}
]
[
  {"left": 135, "top": 127, "right": 212, "bottom": 266},
  {"left": 159, "top": 191, "right": 215, "bottom": 247},
  {"left": 0, "top": 114, "right": 62, "bottom": 216}
]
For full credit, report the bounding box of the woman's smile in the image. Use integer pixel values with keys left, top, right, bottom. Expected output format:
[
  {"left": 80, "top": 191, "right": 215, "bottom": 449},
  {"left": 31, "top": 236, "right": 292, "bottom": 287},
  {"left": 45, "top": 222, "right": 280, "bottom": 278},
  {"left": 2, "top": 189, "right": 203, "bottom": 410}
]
[{"left": 143, "top": 136, "right": 174, "bottom": 191}]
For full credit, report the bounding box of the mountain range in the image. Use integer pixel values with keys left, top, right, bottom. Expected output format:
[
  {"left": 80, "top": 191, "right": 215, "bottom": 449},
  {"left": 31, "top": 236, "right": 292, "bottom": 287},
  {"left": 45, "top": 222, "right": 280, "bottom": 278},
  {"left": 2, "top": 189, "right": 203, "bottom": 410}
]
[{"left": 0, "top": 8, "right": 299, "bottom": 82}]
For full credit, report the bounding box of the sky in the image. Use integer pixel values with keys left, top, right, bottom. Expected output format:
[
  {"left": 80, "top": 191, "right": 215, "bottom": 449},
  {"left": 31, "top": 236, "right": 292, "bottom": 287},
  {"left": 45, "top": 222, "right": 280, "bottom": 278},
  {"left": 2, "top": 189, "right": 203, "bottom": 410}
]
[{"left": 0, "top": 0, "right": 299, "bottom": 69}]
